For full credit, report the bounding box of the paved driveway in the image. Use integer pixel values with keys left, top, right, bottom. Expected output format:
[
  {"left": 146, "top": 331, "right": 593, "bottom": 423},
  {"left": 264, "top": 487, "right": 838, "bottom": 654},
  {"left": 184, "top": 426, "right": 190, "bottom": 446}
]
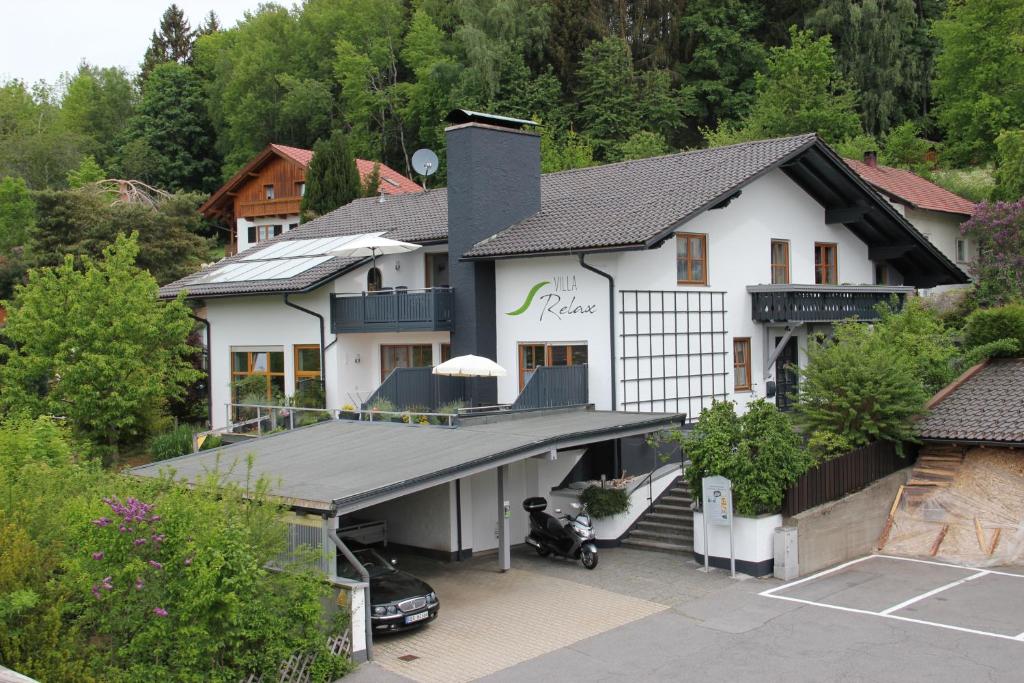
[
  {"left": 366, "top": 548, "right": 669, "bottom": 682},
  {"left": 349, "top": 550, "right": 1024, "bottom": 682}
]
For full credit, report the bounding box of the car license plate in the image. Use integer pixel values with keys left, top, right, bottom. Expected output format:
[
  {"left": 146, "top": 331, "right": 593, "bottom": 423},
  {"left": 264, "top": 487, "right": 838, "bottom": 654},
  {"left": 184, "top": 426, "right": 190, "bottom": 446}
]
[{"left": 404, "top": 611, "right": 428, "bottom": 624}]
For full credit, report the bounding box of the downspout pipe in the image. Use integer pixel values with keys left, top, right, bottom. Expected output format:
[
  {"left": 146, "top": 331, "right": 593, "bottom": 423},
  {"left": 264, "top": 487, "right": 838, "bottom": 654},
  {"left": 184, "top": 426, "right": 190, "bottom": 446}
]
[
  {"left": 188, "top": 313, "right": 213, "bottom": 427},
  {"left": 283, "top": 294, "right": 336, "bottom": 394},
  {"left": 578, "top": 254, "right": 616, "bottom": 410},
  {"left": 327, "top": 528, "right": 373, "bottom": 662}
]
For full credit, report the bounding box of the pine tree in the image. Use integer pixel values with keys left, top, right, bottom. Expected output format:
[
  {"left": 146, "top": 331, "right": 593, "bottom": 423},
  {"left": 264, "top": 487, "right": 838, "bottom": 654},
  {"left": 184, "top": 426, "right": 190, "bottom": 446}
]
[
  {"left": 140, "top": 4, "right": 196, "bottom": 84},
  {"left": 116, "top": 62, "right": 219, "bottom": 193},
  {"left": 301, "top": 130, "right": 362, "bottom": 219}
]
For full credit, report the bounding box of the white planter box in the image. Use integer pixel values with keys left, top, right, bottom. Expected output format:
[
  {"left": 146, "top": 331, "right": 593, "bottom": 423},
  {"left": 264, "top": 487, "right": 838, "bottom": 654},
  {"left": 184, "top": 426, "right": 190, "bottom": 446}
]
[{"left": 693, "top": 510, "right": 782, "bottom": 577}]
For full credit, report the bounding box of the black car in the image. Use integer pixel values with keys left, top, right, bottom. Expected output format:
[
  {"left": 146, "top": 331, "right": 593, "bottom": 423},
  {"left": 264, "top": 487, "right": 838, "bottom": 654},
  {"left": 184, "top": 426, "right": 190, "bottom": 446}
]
[{"left": 338, "top": 545, "right": 440, "bottom": 633}]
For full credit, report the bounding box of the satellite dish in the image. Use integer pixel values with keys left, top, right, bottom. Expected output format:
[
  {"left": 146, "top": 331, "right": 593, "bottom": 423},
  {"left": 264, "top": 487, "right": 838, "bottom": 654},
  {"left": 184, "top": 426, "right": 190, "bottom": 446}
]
[{"left": 411, "top": 148, "right": 439, "bottom": 177}]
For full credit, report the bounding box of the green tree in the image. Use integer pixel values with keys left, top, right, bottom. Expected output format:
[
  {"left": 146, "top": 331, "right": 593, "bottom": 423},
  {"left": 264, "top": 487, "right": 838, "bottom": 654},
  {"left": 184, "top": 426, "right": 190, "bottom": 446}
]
[
  {"left": 27, "top": 188, "right": 211, "bottom": 285},
  {"left": 66, "top": 155, "right": 105, "bottom": 188},
  {"left": 140, "top": 3, "right": 196, "bottom": 83},
  {"left": 613, "top": 131, "right": 669, "bottom": 161},
  {"left": 0, "top": 175, "right": 34, "bottom": 251},
  {"left": 993, "top": 129, "right": 1024, "bottom": 201},
  {"left": 0, "top": 176, "right": 34, "bottom": 300},
  {"left": 118, "top": 62, "right": 219, "bottom": 192},
  {"left": 704, "top": 27, "right": 863, "bottom": 146},
  {"left": 796, "top": 316, "right": 930, "bottom": 450},
  {"left": 301, "top": 130, "right": 362, "bottom": 218},
  {"left": 807, "top": 0, "right": 938, "bottom": 135},
  {"left": 59, "top": 64, "right": 139, "bottom": 168},
  {"left": 677, "top": 0, "right": 767, "bottom": 136},
  {"left": 576, "top": 37, "right": 688, "bottom": 158},
  {"left": 541, "top": 128, "right": 594, "bottom": 172},
  {"left": 932, "top": 0, "right": 1024, "bottom": 165},
  {"left": 880, "top": 120, "right": 933, "bottom": 169},
  {"left": 0, "top": 80, "right": 85, "bottom": 189},
  {"left": 0, "top": 234, "right": 201, "bottom": 456}
]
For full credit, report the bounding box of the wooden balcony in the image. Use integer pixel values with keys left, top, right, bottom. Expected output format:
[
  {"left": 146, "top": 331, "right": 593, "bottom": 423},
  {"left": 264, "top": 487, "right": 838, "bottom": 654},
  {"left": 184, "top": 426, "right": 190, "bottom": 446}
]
[
  {"left": 748, "top": 284, "right": 916, "bottom": 323},
  {"left": 331, "top": 288, "right": 454, "bottom": 334},
  {"left": 238, "top": 197, "right": 302, "bottom": 219}
]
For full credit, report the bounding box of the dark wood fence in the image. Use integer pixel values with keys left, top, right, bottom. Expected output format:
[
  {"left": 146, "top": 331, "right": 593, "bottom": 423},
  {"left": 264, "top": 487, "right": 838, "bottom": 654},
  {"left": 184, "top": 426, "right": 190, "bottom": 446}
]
[
  {"left": 511, "top": 364, "right": 589, "bottom": 411},
  {"left": 361, "top": 366, "right": 469, "bottom": 411},
  {"left": 781, "top": 441, "right": 915, "bottom": 517}
]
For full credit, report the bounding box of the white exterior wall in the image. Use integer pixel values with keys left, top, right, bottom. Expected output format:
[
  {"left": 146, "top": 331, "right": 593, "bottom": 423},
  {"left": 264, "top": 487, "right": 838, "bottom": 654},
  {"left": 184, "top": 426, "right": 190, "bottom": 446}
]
[
  {"left": 236, "top": 215, "right": 301, "bottom": 253},
  {"left": 494, "top": 169, "right": 875, "bottom": 415},
  {"left": 202, "top": 247, "right": 451, "bottom": 427},
  {"left": 205, "top": 291, "right": 334, "bottom": 428},
  {"left": 903, "top": 207, "right": 973, "bottom": 292},
  {"left": 359, "top": 484, "right": 453, "bottom": 553}
]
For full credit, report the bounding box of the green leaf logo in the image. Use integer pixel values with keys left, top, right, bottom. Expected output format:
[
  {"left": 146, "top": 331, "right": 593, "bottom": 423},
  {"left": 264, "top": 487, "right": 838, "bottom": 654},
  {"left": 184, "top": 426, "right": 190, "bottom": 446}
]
[{"left": 506, "top": 280, "right": 550, "bottom": 316}]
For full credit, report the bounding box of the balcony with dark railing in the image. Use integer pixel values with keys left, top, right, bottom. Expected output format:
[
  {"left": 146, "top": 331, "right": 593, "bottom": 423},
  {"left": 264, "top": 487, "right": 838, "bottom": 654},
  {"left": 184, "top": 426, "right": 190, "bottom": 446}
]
[
  {"left": 330, "top": 287, "right": 454, "bottom": 333},
  {"left": 748, "top": 284, "right": 916, "bottom": 323}
]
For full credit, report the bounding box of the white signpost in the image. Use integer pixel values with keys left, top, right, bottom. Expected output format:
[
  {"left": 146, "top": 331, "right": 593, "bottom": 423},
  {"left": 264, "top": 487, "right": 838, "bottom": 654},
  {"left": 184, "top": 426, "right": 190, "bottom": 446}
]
[{"left": 701, "top": 475, "right": 735, "bottom": 578}]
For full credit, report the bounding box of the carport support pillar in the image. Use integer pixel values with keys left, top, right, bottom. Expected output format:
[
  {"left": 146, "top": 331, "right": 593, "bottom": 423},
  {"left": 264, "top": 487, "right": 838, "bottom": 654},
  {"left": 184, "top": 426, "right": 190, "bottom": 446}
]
[{"left": 497, "top": 465, "right": 511, "bottom": 572}]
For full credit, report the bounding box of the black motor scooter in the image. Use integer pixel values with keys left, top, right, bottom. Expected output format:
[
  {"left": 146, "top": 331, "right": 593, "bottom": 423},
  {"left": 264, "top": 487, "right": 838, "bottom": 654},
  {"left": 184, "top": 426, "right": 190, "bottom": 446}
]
[{"left": 523, "top": 496, "right": 599, "bottom": 569}]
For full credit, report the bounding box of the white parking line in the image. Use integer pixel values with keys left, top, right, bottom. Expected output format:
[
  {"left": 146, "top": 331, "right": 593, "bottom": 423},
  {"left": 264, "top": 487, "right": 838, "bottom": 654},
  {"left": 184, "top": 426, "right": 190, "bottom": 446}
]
[
  {"left": 878, "top": 571, "right": 989, "bottom": 615},
  {"left": 759, "top": 555, "right": 1024, "bottom": 644},
  {"left": 765, "top": 592, "right": 1024, "bottom": 643}
]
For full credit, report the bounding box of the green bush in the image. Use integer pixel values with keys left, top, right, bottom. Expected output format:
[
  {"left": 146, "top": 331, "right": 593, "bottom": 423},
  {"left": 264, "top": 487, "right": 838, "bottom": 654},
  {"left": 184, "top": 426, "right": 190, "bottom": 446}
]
[
  {"left": 962, "top": 338, "right": 1022, "bottom": 367},
  {"left": 806, "top": 430, "right": 853, "bottom": 462},
  {"left": 0, "top": 417, "right": 350, "bottom": 682},
  {"left": 579, "top": 486, "right": 631, "bottom": 519},
  {"left": 963, "top": 303, "right": 1024, "bottom": 355},
  {"left": 682, "top": 400, "right": 811, "bottom": 516},
  {"left": 797, "top": 319, "right": 929, "bottom": 451},
  {"left": 148, "top": 423, "right": 196, "bottom": 461}
]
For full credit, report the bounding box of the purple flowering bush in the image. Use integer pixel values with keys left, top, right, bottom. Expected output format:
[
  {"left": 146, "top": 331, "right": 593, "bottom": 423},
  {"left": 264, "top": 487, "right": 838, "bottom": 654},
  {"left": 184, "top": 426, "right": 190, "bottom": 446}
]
[
  {"left": 0, "top": 417, "right": 348, "bottom": 683},
  {"left": 961, "top": 201, "right": 1024, "bottom": 306}
]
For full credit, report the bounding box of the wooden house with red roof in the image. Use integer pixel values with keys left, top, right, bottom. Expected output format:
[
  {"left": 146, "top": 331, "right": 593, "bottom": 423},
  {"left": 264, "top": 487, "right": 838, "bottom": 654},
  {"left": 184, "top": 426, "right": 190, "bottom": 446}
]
[
  {"left": 845, "top": 152, "right": 977, "bottom": 288},
  {"left": 201, "top": 144, "right": 422, "bottom": 255}
]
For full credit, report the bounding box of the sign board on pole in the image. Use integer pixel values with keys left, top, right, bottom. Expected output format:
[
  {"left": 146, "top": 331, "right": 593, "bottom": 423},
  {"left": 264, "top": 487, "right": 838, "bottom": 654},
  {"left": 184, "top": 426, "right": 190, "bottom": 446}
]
[
  {"left": 702, "top": 475, "right": 733, "bottom": 526},
  {"left": 701, "top": 475, "right": 736, "bottom": 578}
]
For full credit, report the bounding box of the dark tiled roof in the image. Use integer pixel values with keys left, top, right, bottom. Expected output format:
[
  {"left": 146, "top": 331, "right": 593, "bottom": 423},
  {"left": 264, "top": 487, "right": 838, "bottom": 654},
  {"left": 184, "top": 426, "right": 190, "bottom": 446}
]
[
  {"left": 844, "top": 158, "right": 977, "bottom": 216},
  {"left": 160, "top": 190, "right": 447, "bottom": 299},
  {"left": 918, "top": 358, "right": 1024, "bottom": 444},
  {"left": 464, "top": 134, "right": 818, "bottom": 257}
]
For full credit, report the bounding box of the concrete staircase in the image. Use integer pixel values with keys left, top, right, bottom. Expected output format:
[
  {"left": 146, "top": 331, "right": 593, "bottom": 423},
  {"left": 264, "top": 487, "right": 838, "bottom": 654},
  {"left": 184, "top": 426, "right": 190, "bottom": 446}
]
[{"left": 621, "top": 478, "right": 694, "bottom": 554}]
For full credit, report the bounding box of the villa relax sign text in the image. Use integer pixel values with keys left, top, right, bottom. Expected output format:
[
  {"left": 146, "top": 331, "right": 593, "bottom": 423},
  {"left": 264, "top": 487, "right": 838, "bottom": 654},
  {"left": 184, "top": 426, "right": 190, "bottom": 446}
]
[{"left": 506, "top": 274, "right": 597, "bottom": 321}]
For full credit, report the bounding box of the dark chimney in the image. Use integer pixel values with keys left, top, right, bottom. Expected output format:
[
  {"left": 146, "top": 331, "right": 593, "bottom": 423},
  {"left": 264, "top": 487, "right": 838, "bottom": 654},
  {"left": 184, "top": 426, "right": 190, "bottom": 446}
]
[
  {"left": 864, "top": 150, "right": 878, "bottom": 168},
  {"left": 445, "top": 110, "right": 540, "bottom": 404}
]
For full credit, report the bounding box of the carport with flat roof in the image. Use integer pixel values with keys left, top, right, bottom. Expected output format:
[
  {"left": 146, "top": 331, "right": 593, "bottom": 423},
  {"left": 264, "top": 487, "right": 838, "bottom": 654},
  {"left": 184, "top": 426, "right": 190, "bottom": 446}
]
[{"left": 133, "top": 406, "right": 683, "bottom": 662}]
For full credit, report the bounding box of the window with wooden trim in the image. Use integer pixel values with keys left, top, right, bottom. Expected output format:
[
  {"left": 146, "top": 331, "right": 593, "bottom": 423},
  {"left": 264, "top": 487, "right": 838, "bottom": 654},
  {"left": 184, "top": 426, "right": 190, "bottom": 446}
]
[
  {"left": 440, "top": 343, "right": 452, "bottom": 363},
  {"left": 814, "top": 243, "right": 838, "bottom": 284},
  {"left": 264, "top": 184, "right": 275, "bottom": 200},
  {"left": 517, "top": 342, "right": 589, "bottom": 390},
  {"left": 770, "top": 240, "right": 790, "bottom": 284},
  {"left": 294, "top": 345, "right": 321, "bottom": 393},
  {"left": 733, "top": 338, "right": 752, "bottom": 392},
  {"left": 676, "top": 233, "right": 708, "bottom": 285},
  {"left": 231, "top": 350, "right": 285, "bottom": 400},
  {"left": 296, "top": 181, "right": 306, "bottom": 197},
  {"left": 380, "top": 344, "right": 432, "bottom": 382}
]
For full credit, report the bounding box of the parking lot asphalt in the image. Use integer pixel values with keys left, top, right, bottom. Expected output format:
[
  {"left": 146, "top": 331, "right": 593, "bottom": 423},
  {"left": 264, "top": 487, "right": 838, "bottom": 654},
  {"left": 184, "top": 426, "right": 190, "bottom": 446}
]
[{"left": 347, "top": 550, "right": 1024, "bottom": 683}]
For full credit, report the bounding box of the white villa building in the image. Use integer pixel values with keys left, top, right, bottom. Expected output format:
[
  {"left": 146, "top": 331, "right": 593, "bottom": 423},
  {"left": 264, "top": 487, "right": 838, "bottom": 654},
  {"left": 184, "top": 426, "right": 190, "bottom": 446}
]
[{"left": 150, "top": 113, "right": 968, "bottom": 660}]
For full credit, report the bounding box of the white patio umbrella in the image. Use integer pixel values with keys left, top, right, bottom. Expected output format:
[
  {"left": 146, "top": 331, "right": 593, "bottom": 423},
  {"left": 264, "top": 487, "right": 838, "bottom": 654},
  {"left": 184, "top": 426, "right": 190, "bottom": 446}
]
[
  {"left": 328, "top": 234, "right": 422, "bottom": 273},
  {"left": 432, "top": 354, "right": 508, "bottom": 378}
]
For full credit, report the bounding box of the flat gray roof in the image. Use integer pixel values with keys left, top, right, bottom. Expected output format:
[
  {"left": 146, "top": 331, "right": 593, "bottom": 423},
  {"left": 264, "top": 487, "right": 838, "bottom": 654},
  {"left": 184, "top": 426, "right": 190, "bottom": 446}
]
[{"left": 131, "top": 408, "right": 683, "bottom": 513}]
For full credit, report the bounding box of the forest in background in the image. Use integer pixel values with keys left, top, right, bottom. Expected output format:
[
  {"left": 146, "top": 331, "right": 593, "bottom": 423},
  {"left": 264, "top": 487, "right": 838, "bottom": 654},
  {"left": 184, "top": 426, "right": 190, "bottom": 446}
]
[{"left": 0, "top": 0, "right": 1022, "bottom": 295}]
